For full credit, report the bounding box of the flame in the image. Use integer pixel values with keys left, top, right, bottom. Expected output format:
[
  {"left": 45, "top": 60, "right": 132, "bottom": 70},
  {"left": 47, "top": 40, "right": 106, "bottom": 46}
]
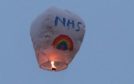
[{"left": 51, "top": 61, "right": 56, "bottom": 70}]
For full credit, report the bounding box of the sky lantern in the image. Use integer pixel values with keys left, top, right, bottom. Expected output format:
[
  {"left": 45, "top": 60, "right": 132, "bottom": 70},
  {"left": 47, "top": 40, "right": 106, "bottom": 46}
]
[{"left": 30, "top": 7, "right": 85, "bottom": 71}]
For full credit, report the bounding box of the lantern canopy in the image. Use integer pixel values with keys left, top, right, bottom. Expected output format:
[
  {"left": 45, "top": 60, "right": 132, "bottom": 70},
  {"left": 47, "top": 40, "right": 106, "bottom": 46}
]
[{"left": 30, "top": 7, "right": 85, "bottom": 71}]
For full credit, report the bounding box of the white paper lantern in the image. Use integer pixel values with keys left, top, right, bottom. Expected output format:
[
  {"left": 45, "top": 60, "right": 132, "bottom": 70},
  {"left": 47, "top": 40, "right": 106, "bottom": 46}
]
[{"left": 30, "top": 7, "right": 85, "bottom": 71}]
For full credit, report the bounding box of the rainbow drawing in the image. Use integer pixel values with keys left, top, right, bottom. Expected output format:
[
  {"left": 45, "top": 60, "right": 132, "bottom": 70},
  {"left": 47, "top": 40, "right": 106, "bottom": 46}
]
[{"left": 52, "top": 34, "right": 73, "bottom": 51}]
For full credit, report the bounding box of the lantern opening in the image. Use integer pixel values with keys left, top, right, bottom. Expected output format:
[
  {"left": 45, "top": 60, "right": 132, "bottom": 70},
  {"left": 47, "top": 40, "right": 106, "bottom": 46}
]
[
  {"left": 52, "top": 68, "right": 56, "bottom": 71},
  {"left": 40, "top": 60, "right": 68, "bottom": 71}
]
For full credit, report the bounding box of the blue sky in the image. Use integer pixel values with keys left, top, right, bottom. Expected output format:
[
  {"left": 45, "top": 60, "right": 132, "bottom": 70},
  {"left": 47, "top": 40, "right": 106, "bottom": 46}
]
[{"left": 0, "top": 0, "right": 134, "bottom": 84}]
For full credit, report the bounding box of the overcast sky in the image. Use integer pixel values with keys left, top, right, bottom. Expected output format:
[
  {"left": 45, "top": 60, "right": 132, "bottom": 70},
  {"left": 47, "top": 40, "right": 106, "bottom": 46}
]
[{"left": 0, "top": 0, "right": 134, "bottom": 84}]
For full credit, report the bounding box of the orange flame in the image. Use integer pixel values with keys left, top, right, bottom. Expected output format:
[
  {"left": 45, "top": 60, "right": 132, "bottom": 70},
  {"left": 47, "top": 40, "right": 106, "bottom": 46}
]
[{"left": 51, "top": 61, "right": 56, "bottom": 70}]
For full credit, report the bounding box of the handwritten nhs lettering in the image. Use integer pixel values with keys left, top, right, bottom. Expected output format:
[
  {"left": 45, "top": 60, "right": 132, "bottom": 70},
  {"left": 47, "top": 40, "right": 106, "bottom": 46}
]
[{"left": 55, "top": 16, "right": 83, "bottom": 31}]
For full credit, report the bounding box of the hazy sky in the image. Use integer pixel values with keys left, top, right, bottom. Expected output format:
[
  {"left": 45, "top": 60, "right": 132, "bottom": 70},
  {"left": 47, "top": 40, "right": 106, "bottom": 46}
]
[{"left": 0, "top": 0, "right": 134, "bottom": 84}]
